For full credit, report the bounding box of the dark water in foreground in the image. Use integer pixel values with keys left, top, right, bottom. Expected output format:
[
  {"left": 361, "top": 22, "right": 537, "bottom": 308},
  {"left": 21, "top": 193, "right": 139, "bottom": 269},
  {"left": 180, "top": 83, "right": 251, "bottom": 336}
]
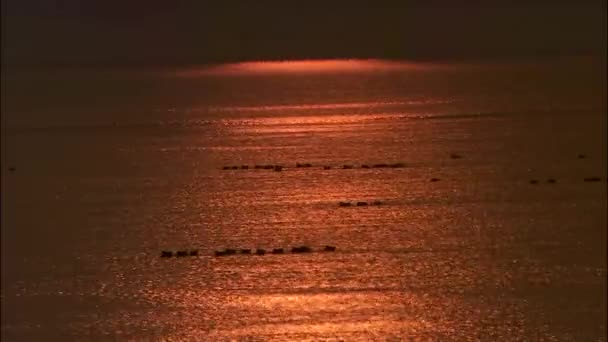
[{"left": 1, "top": 59, "right": 607, "bottom": 340}]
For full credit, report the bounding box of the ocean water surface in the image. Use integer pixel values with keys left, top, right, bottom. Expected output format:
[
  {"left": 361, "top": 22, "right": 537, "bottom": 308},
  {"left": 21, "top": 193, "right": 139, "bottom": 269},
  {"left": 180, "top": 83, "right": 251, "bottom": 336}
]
[{"left": 1, "top": 59, "right": 606, "bottom": 341}]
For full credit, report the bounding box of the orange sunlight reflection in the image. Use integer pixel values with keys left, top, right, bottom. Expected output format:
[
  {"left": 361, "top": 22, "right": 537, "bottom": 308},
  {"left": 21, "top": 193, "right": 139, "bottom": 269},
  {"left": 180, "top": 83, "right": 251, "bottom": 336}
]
[{"left": 175, "top": 59, "right": 432, "bottom": 77}]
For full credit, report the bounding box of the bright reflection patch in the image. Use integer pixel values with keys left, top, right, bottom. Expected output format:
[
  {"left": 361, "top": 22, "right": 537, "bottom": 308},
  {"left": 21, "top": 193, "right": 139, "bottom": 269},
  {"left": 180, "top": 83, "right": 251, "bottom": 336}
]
[{"left": 174, "top": 59, "right": 432, "bottom": 76}]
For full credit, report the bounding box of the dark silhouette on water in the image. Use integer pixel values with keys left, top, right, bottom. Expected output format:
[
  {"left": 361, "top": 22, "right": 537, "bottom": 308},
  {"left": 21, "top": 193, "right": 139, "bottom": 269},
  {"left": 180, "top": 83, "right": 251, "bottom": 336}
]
[
  {"left": 272, "top": 248, "right": 284, "bottom": 254},
  {"left": 343, "top": 165, "right": 353, "bottom": 169},
  {"left": 578, "top": 154, "right": 586, "bottom": 159},
  {"left": 323, "top": 246, "right": 337, "bottom": 252},
  {"left": 274, "top": 165, "right": 283, "bottom": 171},
  {"left": 161, "top": 251, "right": 173, "bottom": 258},
  {"left": 255, "top": 249, "right": 266, "bottom": 255},
  {"left": 584, "top": 177, "right": 601, "bottom": 182},
  {"left": 450, "top": 154, "right": 463, "bottom": 159},
  {"left": 430, "top": 178, "right": 440, "bottom": 182},
  {"left": 189, "top": 250, "right": 199, "bottom": 256},
  {"left": 323, "top": 166, "right": 331, "bottom": 170},
  {"left": 240, "top": 165, "right": 249, "bottom": 169},
  {"left": 176, "top": 250, "right": 189, "bottom": 257},
  {"left": 340, "top": 201, "right": 386, "bottom": 206},
  {"left": 361, "top": 164, "right": 370, "bottom": 169},
  {"left": 529, "top": 179, "right": 539, "bottom": 184},
  {"left": 546, "top": 178, "right": 556, "bottom": 184},
  {"left": 240, "top": 249, "right": 252, "bottom": 254},
  {"left": 291, "top": 246, "right": 312, "bottom": 253}
]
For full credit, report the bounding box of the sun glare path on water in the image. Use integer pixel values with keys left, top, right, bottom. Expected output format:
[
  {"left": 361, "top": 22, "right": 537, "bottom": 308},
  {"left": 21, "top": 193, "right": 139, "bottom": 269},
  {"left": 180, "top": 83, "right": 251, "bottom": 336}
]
[{"left": 174, "top": 59, "right": 432, "bottom": 77}]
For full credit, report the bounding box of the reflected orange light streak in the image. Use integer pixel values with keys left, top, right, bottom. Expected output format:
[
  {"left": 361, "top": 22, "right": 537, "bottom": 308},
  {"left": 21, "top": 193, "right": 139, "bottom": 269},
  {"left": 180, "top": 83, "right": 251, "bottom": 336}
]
[{"left": 174, "top": 59, "right": 434, "bottom": 77}]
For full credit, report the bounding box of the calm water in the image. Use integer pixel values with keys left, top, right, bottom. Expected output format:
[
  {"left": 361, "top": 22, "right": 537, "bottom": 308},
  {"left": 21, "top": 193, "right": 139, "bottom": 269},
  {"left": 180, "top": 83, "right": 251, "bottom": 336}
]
[{"left": 1, "top": 59, "right": 607, "bottom": 341}]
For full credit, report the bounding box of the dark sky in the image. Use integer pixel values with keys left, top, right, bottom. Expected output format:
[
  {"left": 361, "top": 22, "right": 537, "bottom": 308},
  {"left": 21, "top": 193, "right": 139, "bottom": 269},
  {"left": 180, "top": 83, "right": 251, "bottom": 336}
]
[{"left": 1, "top": 0, "right": 606, "bottom": 66}]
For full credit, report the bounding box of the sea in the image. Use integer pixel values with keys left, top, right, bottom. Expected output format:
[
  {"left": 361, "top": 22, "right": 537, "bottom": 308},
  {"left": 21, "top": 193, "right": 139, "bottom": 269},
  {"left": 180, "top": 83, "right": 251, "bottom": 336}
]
[{"left": 1, "top": 58, "right": 606, "bottom": 341}]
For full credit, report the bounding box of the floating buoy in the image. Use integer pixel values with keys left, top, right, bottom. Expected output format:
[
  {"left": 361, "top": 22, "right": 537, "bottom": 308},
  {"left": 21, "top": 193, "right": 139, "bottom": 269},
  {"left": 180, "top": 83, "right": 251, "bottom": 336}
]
[
  {"left": 215, "top": 248, "right": 237, "bottom": 257},
  {"left": 291, "top": 246, "right": 312, "bottom": 253}
]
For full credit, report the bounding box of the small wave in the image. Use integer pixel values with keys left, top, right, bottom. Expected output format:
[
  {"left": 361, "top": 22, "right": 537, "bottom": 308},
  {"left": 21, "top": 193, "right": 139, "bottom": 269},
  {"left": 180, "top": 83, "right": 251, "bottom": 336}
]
[
  {"left": 405, "top": 108, "right": 601, "bottom": 121},
  {"left": 207, "top": 101, "right": 408, "bottom": 113},
  {"left": 408, "top": 112, "right": 507, "bottom": 121}
]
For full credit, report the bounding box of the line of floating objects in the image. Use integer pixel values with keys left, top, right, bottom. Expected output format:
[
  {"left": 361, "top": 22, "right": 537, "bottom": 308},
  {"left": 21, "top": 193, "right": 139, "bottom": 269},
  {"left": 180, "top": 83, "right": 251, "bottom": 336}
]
[
  {"left": 221, "top": 162, "right": 407, "bottom": 171},
  {"left": 339, "top": 200, "right": 385, "bottom": 207},
  {"left": 219, "top": 162, "right": 604, "bottom": 185},
  {"left": 218, "top": 153, "right": 465, "bottom": 171},
  {"left": 218, "top": 153, "right": 600, "bottom": 173},
  {"left": 160, "top": 245, "right": 337, "bottom": 258},
  {"left": 528, "top": 176, "right": 603, "bottom": 184}
]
